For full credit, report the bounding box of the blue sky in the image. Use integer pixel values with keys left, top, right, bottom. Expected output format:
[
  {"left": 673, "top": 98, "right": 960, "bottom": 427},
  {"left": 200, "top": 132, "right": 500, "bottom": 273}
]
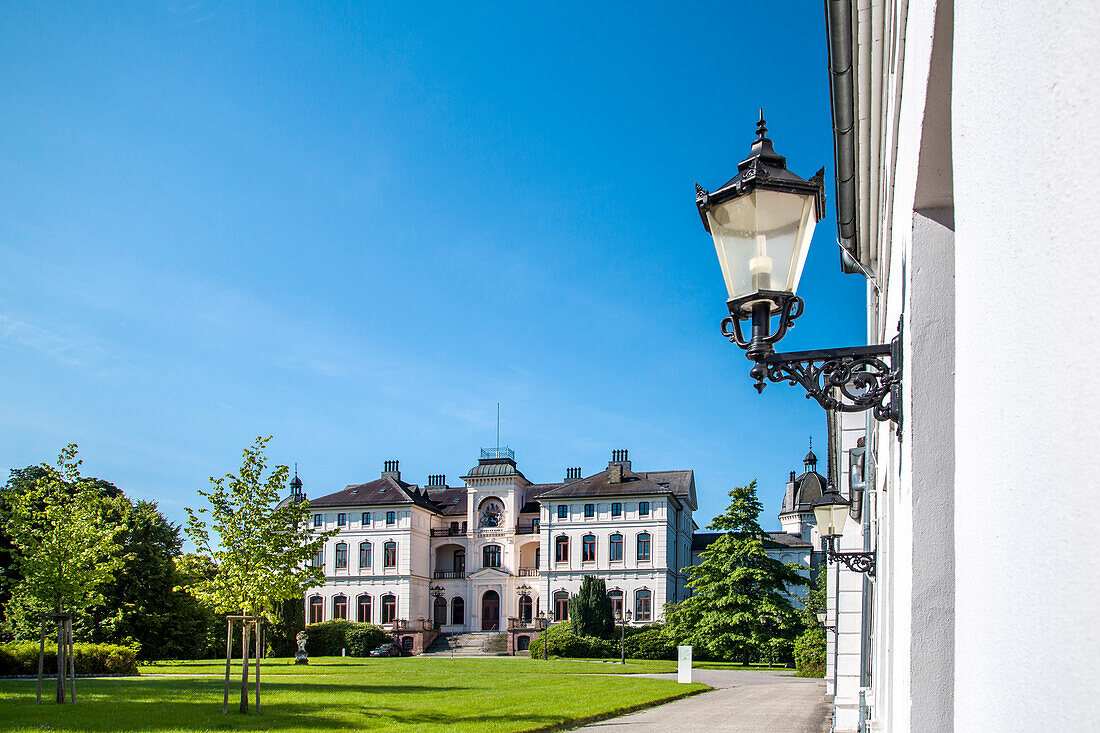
[{"left": 0, "top": 1, "right": 865, "bottom": 535}]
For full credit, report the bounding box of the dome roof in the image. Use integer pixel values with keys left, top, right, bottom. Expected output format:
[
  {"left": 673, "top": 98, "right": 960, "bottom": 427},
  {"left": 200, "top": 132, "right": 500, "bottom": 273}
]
[
  {"left": 290, "top": 474, "right": 303, "bottom": 489},
  {"left": 804, "top": 448, "right": 817, "bottom": 465},
  {"left": 461, "top": 456, "right": 527, "bottom": 481},
  {"left": 781, "top": 468, "right": 826, "bottom": 514}
]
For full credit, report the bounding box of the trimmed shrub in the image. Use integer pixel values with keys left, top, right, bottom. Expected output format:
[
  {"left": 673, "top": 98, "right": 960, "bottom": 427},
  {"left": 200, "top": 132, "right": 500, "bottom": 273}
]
[
  {"left": 303, "top": 621, "right": 388, "bottom": 657},
  {"left": 793, "top": 627, "right": 826, "bottom": 677},
  {"left": 528, "top": 623, "right": 617, "bottom": 659},
  {"left": 623, "top": 627, "right": 677, "bottom": 660},
  {"left": 345, "top": 624, "right": 388, "bottom": 656},
  {"left": 0, "top": 642, "right": 138, "bottom": 676},
  {"left": 303, "top": 620, "right": 356, "bottom": 656}
]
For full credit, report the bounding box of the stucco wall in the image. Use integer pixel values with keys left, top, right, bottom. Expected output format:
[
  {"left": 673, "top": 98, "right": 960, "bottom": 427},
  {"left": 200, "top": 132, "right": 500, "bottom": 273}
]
[{"left": 953, "top": 1, "right": 1100, "bottom": 729}]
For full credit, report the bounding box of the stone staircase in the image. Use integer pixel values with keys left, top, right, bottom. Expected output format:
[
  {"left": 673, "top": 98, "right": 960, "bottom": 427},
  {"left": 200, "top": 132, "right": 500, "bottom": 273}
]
[{"left": 422, "top": 632, "right": 509, "bottom": 656}]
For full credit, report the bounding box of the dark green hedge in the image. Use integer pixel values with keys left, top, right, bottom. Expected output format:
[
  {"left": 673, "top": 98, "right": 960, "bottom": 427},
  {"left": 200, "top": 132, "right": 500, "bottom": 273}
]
[
  {"left": 793, "top": 627, "right": 825, "bottom": 677},
  {"left": 303, "top": 621, "right": 388, "bottom": 657},
  {"left": 0, "top": 642, "right": 138, "bottom": 676},
  {"left": 527, "top": 623, "right": 680, "bottom": 661},
  {"left": 623, "top": 627, "right": 677, "bottom": 660}
]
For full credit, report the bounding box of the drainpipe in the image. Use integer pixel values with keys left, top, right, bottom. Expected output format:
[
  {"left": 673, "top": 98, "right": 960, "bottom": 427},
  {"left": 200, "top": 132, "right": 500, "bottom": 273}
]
[{"left": 824, "top": 0, "right": 861, "bottom": 273}]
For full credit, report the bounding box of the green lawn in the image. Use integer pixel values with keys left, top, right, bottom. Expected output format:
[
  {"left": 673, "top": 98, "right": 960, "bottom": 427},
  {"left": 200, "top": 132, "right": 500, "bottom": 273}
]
[{"left": 0, "top": 657, "right": 708, "bottom": 732}]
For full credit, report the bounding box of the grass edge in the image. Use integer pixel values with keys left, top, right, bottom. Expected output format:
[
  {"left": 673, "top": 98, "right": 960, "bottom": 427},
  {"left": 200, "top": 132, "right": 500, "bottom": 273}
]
[{"left": 521, "top": 685, "right": 712, "bottom": 732}]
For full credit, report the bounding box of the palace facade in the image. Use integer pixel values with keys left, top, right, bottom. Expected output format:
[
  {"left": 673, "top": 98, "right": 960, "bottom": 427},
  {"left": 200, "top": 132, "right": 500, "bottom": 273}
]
[{"left": 299, "top": 447, "right": 815, "bottom": 642}]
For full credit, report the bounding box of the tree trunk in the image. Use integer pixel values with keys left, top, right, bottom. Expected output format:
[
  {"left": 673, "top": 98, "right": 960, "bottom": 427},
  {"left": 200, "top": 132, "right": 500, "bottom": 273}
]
[
  {"left": 55, "top": 619, "right": 65, "bottom": 703},
  {"left": 36, "top": 618, "right": 46, "bottom": 704},
  {"left": 239, "top": 622, "right": 250, "bottom": 713},
  {"left": 254, "top": 620, "right": 261, "bottom": 714},
  {"left": 222, "top": 621, "right": 232, "bottom": 714},
  {"left": 67, "top": 618, "right": 76, "bottom": 703}
]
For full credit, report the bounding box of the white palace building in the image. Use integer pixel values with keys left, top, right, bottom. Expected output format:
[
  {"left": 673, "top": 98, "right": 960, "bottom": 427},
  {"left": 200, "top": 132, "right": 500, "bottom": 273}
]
[{"left": 297, "top": 447, "right": 816, "bottom": 644}]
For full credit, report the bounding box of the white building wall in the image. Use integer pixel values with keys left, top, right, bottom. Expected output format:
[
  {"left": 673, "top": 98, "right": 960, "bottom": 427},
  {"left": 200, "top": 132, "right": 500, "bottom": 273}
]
[
  {"left": 835, "top": 1, "right": 1100, "bottom": 730},
  {"left": 953, "top": 1, "right": 1100, "bottom": 730}
]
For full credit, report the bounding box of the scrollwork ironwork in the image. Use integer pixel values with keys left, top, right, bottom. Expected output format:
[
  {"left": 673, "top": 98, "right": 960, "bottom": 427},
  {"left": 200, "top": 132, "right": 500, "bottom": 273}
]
[
  {"left": 721, "top": 296, "right": 903, "bottom": 434},
  {"left": 824, "top": 537, "right": 876, "bottom": 576}
]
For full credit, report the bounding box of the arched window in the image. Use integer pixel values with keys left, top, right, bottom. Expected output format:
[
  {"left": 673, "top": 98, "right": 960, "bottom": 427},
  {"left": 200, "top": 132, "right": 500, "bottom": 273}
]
[
  {"left": 483, "top": 544, "right": 502, "bottom": 568},
  {"left": 553, "top": 590, "right": 570, "bottom": 621},
  {"left": 582, "top": 534, "right": 596, "bottom": 562},
  {"left": 333, "top": 594, "right": 348, "bottom": 620},
  {"left": 384, "top": 541, "right": 397, "bottom": 568},
  {"left": 609, "top": 533, "right": 623, "bottom": 561},
  {"left": 555, "top": 535, "right": 569, "bottom": 563},
  {"left": 433, "top": 595, "right": 448, "bottom": 626},
  {"left": 308, "top": 595, "right": 323, "bottom": 624},
  {"left": 635, "top": 589, "right": 652, "bottom": 621},
  {"left": 518, "top": 594, "right": 533, "bottom": 623},
  {"left": 381, "top": 594, "right": 397, "bottom": 624},
  {"left": 357, "top": 594, "right": 372, "bottom": 623},
  {"left": 451, "top": 596, "right": 465, "bottom": 625},
  {"left": 608, "top": 590, "right": 624, "bottom": 620},
  {"left": 359, "top": 541, "right": 372, "bottom": 569},
  {"left": 335, "top": 542, "right": 348, "bottom": 569},
  {"left": 637, "top": 533, "right": 651, "bottom": 561}
]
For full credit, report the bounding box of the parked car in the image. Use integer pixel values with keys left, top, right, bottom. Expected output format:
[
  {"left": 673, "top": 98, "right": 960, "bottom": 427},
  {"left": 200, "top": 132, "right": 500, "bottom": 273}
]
[{"left": 369, "top": 643, "right": 402, "bottom": 657}]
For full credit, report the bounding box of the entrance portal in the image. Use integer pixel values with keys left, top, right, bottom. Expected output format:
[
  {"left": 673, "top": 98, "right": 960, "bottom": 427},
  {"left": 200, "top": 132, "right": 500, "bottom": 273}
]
[{"left": 481, "top": 590, "right": 500, "bottom": 631}]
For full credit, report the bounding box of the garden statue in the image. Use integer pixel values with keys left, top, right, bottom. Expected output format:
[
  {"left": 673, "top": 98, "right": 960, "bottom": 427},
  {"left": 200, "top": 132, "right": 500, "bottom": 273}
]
[{"left": 295, "top": 631, "right": 309, "bottom": 665}]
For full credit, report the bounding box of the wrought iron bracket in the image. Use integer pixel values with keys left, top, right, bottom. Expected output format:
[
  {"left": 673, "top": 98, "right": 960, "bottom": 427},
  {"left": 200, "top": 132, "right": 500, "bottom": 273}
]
[
  {"left": 720, "top": 291, "right": 903, "bottom": 436},
  {"left": 824, "top": 536, "right": 876, "bottom": 577}
]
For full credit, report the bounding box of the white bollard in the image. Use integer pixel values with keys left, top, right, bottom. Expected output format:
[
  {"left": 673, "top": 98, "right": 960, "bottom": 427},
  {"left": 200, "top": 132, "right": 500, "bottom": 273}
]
[
  {"left": 342, "top": 648, "right": 346, "bottom": 657},
  {"left": 677, "top": 645, "right": 692, "bottom": 684}
]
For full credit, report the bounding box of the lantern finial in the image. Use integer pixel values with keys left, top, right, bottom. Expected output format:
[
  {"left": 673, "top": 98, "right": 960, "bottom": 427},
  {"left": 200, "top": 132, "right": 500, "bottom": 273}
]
[{"left": 756, "top": 108, "right": 768, "bottom": 140}]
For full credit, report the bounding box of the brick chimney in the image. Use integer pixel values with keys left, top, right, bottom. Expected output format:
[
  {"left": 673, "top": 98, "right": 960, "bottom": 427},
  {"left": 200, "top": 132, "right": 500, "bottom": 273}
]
[{"left": 608, "top": 449, "right": 630, "bottom": 483}]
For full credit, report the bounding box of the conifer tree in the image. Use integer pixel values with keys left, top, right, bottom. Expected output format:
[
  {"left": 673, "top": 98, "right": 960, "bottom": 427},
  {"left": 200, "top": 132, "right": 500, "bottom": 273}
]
[
  {"left": 666, "top": 480, "right": 807, "bottom": 663},
  {"left": 569, "top": 576, "right": 615, "bottom": 639}
]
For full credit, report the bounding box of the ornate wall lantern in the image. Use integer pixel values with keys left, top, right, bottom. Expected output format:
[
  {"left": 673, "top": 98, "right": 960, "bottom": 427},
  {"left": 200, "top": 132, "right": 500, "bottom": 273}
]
[
  {"left": 813, "top": 485, "right": 875, "bottom": 575},
  {"left": 696, "top": 111, "right": 902, "bottom": 431}
]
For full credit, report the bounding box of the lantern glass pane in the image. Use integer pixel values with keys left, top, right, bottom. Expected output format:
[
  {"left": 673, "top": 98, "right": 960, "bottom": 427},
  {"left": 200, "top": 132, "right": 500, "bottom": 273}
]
[
  {"left": 814, "top": 500, "right": 848, "bottom": 538},
  {"left": 707, "top": 189, "right": 818, "bottom": 301}
]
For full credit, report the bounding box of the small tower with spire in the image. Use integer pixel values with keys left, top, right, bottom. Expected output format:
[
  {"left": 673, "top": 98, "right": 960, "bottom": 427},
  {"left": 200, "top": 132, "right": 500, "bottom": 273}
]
[
  {"left": 779, "top": 439, "right": 826, "bottom": 543},
  {"left": 290, "top": 463, "right": 305, "bottom": 502}
]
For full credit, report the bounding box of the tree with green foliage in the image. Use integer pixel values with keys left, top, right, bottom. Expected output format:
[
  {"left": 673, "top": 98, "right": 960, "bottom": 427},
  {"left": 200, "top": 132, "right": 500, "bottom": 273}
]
[
  {"left": 568, "top": 576, "right": 615, "bottom": 639},
  {"left": 665, "top": 480, "right": 807, "bottom": 663},
  {"left": 183, "top": 436, "right": 335, "bottom": 712},
  {"left": 794, "top": 569, "right": 827, "bottom": 676},
  {"left": 1, "top": 445, "right": 127, "bottom": 699}
]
